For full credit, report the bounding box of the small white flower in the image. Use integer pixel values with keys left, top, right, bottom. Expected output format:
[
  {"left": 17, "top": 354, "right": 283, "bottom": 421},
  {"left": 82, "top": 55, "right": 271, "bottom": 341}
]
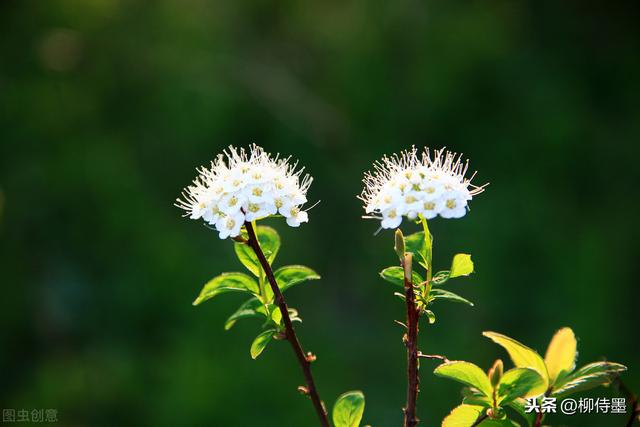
[
  {"left": 215, "top": 212, "right": 245, "bottom": 239},
  {"left": 244, "top": 201, "right": 277, "bottom": 222},
  {"left": 219, "top": 192, "right": 246, "bottom": 215},
  {"left": 359, "top": 146, "right": 486, "bottom": 229},
  {"left": 202, "top": 202, "right": 222, "bottom": 225},
  {"left": 176, "top": 144, "right": 313, "bottom": 239},
  {"left": 285, "top": 206, "right": 309, "bottom": 227},
  {"left": 381, "top": 208, "right": 403, "bottom": 229}
]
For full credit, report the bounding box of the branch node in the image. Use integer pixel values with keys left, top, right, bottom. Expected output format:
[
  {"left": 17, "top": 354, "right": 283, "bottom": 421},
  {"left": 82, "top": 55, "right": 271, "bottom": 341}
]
[
  {"left": 297, "top": 386, "right": 310, "bottom": 395},
  {"left": 231, "top": 235, "right": 248, "bottom": 244},
  {"left": 306, "top": 352, "right": 317, "bottom": 363}
]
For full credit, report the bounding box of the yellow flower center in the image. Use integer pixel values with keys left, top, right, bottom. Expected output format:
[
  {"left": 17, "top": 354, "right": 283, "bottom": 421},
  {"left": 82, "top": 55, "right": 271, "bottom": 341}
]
[
  {"left": 424, "top": 202, "right": 435, "bottom": 210},
  {"left": 248, "top": 203, "right": 260, "bottom": 213},
  {"left": 228, "top": 196, "right": 238, "bottom": 206},
  {"left": 446, "top": 199, "right": 456, "bottom": 209},
  {"left": 252, "top": 187, "right": 263, "bottom": 196}
]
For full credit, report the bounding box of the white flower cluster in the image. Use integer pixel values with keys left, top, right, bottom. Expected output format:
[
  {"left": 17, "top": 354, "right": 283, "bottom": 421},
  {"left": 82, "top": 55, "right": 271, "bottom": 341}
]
[
  {"left": 359, "top": 147, "right": 486, "bottom": 229},
  {"left": 176, "top": 144, "right": 312, "bottom": 239}
]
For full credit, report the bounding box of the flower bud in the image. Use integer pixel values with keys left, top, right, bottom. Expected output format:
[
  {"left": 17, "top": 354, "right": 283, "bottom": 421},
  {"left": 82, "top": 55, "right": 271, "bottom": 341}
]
[
  {"left": 488, "top": 359, "right": 503, "bottom": 388},
  {"left": 394, "top": 228, "right": 405, "bottom": 260}
]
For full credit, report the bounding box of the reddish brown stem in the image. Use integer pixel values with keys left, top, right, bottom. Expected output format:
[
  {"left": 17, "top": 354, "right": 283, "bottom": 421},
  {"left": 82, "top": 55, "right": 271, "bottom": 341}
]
[
  {"left": 617, "top": 377, "right": 639, "bottom": 427},
  {"left": 244, "top": 221, "right": 330, "bottom": 427},
  {"left": 403, "top": 253, "right": 420, "bottom": 427},
  {"left": 534, "top": 411, "right": 542, "bottom": 427}
]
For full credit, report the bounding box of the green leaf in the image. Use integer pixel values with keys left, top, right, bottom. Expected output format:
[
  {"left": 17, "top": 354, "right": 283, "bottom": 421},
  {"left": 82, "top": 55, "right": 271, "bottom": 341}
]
[
  {"left": 268, "top": 304, "right": 283, "bottom": 326},
  {"left": 405, "top": 231, "right": 429, "bottom": 269},
  {"left": 431, "top": 270, "right": 450, "bottom": 286},
  {"left": 446, "top": 401, "right": 519, "bottom": 426},
  {"left": 506, "top": 398, "right": 536, "bottom": 427},
  {"left": 544, "top": 327, "right": 577, "bottom": 385},
  {"left": 551, "top": 362, "right": 627, "bottom": 397},
  {"left": 497, "top": 368, "right": 545, "bottom": 404},
  {"left": 483, "top": 331, "right": 549, "bottom": 396},
  {"left": 480, "top": 419, "right": 520, "bottom": 427},
  {"left": 224, "top": 297, "right": 267, "bottom": 330},
  {"left": 193, "top": 272, "right": 260, "bottom": 306},
  {"left": 425, "top": 309, "right": 436, "bottom": 324},
  {"left": 332, "top": 390, "right": 365, "bottom": 427},
  {"left": 250, "top": 329, "right": 276, "bottom": 359},
  {"left": 461, "top": 395, "right": 492, "bottom": 407},
  {"left": 274, "top": 265, "right": 320, "bottom": 293},
  {"left": 449, "top": 254, "right": 474, "bottom": 278},
  {"left": 429, "top": 288, "right": 474, "bottom": 306},
  {"left": 419, "top": 216, "right": 433, "bottom": 267},
  {"left": 379, "top": 266, "right": 423, "bottom": 287},
  {"left": 234, "top": 226, "right": 280, "bottom": 276},
  {"left": 434, "top": 361, "right": 493, "bottom": 397},
  {"left": 442, "top": 404, "right": 485, "bottom": 427}
]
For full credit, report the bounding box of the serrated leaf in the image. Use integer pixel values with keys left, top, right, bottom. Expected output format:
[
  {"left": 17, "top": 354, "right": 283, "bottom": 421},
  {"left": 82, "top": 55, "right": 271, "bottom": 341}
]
[
  {"left": 449, "top": 254, "right": 474, "bottom": 278},
  {"left": 274, "top": 265, "right": 320, "bottom": 293},
  {"left": 332, "top": 390, "right": 365, "bottom": 427},
  {"left": 551, "top": 362, "right": 627, "bottom": 397},
  {"left": 434, "top": 361, "right": 493, "bottom": 397},
  {"left": 250, "top": 328, "right": 276, "bottom": 359},
  {"left": 483, "top": 331, "right": 549, "bottom": 397},
  {"left": 193, "top": 272, "right": 260, "bottom": 306},
  {"left": 497, "top": 368, "right": 545, "bottom": 404},
  {"left": 234, "top": 226, "right": 280, "bottom": 276},
  {"left": 544, "top": 327, "right": 577, "bottom": 385},
  {"left": 429, "top": 288, "right": 474, "bottom": 306},
  {"left": 224, "top": 298, "right": 267, "bottom": 330},
  {"left": 379, "top": 266, "right": 424, "bottom": 287},
  {"left": 442, "top": 404, "right": 485, "bottom": 427}
]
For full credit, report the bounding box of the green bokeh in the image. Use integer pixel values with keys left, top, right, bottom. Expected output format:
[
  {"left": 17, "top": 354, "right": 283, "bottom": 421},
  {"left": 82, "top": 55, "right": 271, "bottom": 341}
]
[{"left": 1, "top": 1, "right": 638, "bottom": 426}]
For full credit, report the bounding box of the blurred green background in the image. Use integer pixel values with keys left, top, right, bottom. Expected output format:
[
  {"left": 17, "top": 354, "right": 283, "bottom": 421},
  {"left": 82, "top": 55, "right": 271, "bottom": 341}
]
[{"left": 1, "top": 0, "right": 639, "bottom": 426}]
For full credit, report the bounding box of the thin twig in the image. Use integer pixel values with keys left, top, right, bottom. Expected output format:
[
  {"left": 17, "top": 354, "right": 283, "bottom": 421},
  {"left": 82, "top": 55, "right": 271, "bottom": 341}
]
[
  {"left": 417, "top": 352, "right": 450, "bottom": 363},
  {"left": 244, "top": 221, "right": 330, "bottom": 427},
  {"left": 403, "top": 253, "right": 420, "bottom": 427},
  {"left": 616, "top": 377, "right": 640, "bottom": 427}
]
